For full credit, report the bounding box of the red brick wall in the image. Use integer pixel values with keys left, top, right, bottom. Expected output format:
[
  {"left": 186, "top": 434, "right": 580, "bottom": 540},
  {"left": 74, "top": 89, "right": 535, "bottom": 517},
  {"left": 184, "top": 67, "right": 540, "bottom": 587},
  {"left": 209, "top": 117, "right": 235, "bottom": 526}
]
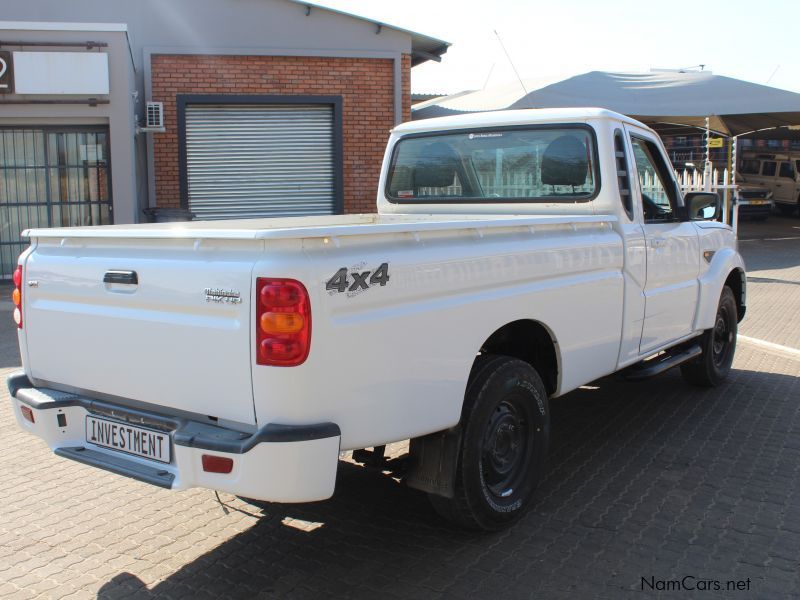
[
  {"left": 151, "top": 53, "right": 412, "bottom": 214},
  {"left": 401, "top": 53, "right": 411, "bottom": 123}
]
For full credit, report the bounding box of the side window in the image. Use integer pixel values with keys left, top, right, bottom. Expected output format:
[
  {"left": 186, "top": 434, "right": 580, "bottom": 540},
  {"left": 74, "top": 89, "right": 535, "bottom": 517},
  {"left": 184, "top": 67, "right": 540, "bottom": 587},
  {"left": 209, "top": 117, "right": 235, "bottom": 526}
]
[
  {"left": 778, "top": 162, "right": 794, "bottom": 179},
  {"left": 630, "top": 136, "right": 678, "bottom": 223},
  {"left": 614, "top": 129, "right": 633, "bottom": 220},
  {"left": 762, "top": 161, "right": 777, "bottom": 177},
  {"left": 739, "top": 159, "right": 761, "bottom": 175}
]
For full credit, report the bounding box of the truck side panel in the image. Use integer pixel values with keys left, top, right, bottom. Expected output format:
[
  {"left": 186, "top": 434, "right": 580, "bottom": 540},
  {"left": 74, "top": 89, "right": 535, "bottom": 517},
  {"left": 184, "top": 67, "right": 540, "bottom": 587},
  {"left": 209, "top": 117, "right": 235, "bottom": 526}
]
[{"left": 251, "top": 220, "right": 624, "bottom": 450}]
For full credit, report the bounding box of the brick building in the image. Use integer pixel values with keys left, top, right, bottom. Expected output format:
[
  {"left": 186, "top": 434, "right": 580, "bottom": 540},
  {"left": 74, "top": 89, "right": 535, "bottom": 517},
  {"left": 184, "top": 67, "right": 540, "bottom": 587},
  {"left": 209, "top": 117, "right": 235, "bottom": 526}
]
[
  {"left": 150, "top": 53, "right": 413, "bottom": 216},
  {"left": 0, "top": 0, "right": 448, "bottom": 277}
]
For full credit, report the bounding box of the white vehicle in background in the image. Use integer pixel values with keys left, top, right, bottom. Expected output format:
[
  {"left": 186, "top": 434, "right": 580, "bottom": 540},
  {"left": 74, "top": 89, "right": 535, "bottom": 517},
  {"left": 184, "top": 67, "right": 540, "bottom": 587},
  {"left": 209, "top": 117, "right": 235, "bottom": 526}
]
[
  {"left": 735, "top": 184, "right": 774, "bottom": 221},
  {"left": 738, "top": 152, "right": 800, "bottom": 216},
  {"left": 8, "top": 108, "right": 746, "bottom": 530}
]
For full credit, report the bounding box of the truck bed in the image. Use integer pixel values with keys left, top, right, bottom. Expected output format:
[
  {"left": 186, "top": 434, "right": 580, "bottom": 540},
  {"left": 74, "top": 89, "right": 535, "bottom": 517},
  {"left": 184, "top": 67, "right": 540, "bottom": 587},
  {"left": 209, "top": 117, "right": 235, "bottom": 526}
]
[{"left": 24, "top": 213, "right": 616, "bottom": 241}]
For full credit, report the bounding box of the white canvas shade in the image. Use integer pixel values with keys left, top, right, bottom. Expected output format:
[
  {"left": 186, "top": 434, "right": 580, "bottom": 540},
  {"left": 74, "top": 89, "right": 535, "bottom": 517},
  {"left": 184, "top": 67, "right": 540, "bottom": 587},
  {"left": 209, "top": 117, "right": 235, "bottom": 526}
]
[{"left": 413, "top": 70, "right": 800, "bottom": 136}]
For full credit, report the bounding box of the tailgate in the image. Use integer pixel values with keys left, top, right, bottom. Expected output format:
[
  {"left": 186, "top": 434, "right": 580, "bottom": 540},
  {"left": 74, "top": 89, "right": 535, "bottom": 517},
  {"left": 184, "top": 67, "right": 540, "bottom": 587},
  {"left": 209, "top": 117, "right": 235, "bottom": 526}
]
[{"left": 21, "top": 236, "right": 258, "bottom": 426}]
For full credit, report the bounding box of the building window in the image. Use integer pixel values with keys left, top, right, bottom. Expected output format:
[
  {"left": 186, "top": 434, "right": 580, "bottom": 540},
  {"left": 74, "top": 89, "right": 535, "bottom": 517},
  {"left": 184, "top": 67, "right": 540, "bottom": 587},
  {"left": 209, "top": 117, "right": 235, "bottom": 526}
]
[{"left": 0, "top": 128, "right": 112, "bottom": 278}]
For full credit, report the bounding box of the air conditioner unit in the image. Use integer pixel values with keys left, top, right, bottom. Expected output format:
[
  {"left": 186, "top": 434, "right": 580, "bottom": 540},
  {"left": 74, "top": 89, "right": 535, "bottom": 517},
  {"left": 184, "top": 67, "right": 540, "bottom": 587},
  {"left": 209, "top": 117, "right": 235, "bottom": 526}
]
[{"left": 136, "top": 101, "right": 165, "bottom": 133}]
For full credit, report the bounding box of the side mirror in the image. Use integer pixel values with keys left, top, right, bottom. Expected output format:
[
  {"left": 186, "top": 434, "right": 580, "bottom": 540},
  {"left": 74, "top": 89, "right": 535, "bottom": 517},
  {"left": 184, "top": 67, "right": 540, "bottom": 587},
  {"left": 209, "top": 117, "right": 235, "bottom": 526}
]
[{"left": 685, "top": 191, "right": 721, "bottom": 221}]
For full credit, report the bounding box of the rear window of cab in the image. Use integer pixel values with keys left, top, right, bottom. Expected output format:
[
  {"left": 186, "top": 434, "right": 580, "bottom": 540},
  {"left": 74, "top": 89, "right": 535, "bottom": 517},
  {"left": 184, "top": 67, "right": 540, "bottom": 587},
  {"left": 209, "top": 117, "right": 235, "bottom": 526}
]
[{"left": 385, "top": 126, "right": 599, "bottom": 203}]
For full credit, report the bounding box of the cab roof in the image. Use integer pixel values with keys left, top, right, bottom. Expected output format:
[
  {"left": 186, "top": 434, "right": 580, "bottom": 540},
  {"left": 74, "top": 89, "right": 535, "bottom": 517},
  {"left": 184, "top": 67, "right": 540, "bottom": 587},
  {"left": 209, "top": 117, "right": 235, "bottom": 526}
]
[{"left": 394, "top": 107, "right": 649, "bottom": 135}]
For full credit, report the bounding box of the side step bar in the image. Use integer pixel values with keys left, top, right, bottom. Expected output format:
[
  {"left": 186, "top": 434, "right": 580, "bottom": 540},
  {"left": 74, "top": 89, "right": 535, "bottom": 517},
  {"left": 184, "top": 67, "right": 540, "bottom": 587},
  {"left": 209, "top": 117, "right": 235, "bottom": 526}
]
[
  {"left": 623, "top": 344, "right": 702, "bottom": 381},
  {"left": 55, "top": 446, "right": 175, "bottom": 489}
]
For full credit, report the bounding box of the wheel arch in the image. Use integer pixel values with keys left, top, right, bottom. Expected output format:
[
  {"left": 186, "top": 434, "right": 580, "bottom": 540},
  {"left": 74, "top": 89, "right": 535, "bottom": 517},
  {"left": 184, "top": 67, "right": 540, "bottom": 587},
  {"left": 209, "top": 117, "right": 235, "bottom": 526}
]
[
  {"left": 471, "top": 319, "right": 560, "bottom": 397},
  {"left": 407, "top": 320, "right": 558, "bottom": 502},
  {"left": 694, "top": 248, "right": 747, "bottom": 331},
  {"left": 724, "top": 267, "right": 746, "bottom": 322}
]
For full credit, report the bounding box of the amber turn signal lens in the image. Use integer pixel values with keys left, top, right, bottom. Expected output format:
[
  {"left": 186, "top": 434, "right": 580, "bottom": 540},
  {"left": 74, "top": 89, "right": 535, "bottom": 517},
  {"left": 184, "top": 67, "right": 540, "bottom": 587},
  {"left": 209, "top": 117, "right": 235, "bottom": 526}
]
[
  {"left": 12, "top": 288, "right": 21, "bottom": 307},
  {"left": 260, "top": 311, "right": 305, "bottom": 334}
]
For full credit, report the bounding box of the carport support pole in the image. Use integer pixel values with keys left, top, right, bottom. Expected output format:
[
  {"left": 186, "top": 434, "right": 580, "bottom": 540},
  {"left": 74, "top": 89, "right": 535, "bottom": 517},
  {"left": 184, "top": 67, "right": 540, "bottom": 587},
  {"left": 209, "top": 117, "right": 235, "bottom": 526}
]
[
  {"left": 703, "top": 117, "right": 711, "bottom": 192},
  {"left": 730, "top": 136, "right": 738, "bottom": 228},
  {"left": 730, "top": 136, "right": 737, "bottom": 187}
]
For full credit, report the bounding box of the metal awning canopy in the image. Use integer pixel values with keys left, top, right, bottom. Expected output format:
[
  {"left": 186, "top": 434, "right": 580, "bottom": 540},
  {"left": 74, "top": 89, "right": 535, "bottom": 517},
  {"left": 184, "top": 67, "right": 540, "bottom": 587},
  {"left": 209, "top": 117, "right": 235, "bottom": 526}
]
[{"left": 413, "top": 70, "right": 800, "bottom": 136}]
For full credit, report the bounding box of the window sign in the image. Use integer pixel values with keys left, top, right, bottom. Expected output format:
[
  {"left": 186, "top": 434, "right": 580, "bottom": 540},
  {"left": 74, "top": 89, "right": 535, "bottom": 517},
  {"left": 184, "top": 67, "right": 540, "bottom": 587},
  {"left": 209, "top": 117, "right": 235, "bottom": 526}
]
[
  {"left": 0, "top": 51, "right": 13, "bottom": 93},
  {"left": 13, "top": 52, "right": 109, "bottom": 95},
  {"left": 80, "top": 144, "right": 104, "bottom": 162}
]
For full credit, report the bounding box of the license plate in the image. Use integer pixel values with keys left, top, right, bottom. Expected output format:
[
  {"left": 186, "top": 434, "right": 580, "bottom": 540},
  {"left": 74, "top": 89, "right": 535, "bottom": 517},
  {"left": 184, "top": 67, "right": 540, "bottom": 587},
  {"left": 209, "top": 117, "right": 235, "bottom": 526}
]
[
  {"left": 85, "top": 415, "right": 171, "bottom": 464},
  {"left": 746, "top": 200, "right": 768, "bottom": 205}
]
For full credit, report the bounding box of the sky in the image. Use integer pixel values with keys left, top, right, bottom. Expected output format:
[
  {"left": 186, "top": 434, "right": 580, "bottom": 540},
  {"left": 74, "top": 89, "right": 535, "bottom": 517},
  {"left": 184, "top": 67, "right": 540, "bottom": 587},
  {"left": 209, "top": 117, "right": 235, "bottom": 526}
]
[{"left": 314, "top": 0, "right": 800, "bottom": 96}]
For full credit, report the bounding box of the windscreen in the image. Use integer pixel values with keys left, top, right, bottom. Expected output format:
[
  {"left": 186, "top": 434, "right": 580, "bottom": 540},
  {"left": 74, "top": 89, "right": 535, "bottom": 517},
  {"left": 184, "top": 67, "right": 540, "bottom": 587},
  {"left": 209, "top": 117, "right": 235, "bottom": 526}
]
[{"left": 386, "top": 126, "right": 597, "bottom": 203}]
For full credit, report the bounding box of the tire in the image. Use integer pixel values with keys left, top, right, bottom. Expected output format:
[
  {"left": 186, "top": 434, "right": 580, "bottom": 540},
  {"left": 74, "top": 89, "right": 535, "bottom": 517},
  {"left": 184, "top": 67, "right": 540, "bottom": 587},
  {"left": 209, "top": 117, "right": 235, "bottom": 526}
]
[
  {"left": 429, "top": 355, "right": 550, "bottom": 530},
  {"left": 680, "top": 286, "right": 738, "bottom": 387},
  {"left": 776, "top": 204, "right": 796, "bottom": 217}
]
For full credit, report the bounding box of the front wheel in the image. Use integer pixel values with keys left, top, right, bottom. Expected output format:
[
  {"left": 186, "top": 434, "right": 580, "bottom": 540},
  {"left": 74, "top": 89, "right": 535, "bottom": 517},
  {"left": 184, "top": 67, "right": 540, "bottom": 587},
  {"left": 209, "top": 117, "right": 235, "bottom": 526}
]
[
  {"left": 429, "top": 355, "right": 550, "bottom": 530},
  {"left": 681, "top": 286, "right": 738, "bottom": 387}
]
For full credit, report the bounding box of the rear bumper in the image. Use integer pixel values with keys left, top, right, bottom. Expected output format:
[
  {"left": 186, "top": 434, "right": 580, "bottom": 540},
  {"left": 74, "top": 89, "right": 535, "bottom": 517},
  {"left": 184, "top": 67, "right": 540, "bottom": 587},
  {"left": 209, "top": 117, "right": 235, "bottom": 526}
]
[{"left": 7, "top": 371, "right": 341, "bottom": 503}]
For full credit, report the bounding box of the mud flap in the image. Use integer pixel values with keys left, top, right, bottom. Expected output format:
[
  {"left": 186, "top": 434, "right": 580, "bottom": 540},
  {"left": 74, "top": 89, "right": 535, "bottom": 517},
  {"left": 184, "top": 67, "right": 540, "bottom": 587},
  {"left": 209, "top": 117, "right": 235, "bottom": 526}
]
[{"left": 406, "top": 427, "right": 462, "bottom": 498}]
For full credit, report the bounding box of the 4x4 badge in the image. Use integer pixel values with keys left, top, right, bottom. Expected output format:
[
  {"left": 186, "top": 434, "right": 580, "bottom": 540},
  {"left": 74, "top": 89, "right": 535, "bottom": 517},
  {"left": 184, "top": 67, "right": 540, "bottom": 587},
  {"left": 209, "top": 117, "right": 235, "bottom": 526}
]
[{"left": 326, "top": 262, "right": 390, "bottom": 296}]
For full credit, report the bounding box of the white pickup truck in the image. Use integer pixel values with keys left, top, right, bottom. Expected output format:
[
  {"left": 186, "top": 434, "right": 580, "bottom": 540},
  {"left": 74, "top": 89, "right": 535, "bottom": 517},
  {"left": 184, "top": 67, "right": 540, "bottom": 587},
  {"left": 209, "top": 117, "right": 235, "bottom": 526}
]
[{"left": 9, "top": 108, "right": 746, "bottom": 530}]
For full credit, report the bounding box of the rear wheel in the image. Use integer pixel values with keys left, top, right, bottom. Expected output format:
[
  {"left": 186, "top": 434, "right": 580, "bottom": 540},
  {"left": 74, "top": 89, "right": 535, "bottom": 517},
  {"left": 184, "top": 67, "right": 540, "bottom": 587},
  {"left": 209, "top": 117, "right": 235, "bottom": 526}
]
[
  {"left": 429, "top": 355, "right": 549, "bottom": 530},
  {"left": 777, "top": 203, "right": 796, "bottom": 217},
  {"left": 681, "top": 286, "right": 737, "bottom": 387}
]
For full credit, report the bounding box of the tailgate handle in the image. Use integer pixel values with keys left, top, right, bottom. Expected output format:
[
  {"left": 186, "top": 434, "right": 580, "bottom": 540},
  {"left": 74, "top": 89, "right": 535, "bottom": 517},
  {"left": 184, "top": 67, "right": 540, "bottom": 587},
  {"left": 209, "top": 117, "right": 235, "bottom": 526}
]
[{"left": 104, "top": 270, "right": 138, "bottom": 285}]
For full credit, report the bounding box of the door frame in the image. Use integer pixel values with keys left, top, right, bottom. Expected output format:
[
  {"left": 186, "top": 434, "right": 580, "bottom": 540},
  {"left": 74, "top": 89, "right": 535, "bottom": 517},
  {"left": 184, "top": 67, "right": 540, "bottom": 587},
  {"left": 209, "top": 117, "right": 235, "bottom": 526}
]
[{"left": 623, "top": 123, "right": 700, "bottom": 354}]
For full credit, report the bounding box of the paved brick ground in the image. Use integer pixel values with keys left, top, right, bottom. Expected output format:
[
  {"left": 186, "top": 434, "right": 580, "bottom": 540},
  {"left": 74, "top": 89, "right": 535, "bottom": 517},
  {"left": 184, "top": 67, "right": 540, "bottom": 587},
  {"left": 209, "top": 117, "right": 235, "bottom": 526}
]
[
  {"left": 0, "top": 217, "right": 799, "bottom": 599},
  {"left": 737, "top": 215, "right": 800, "bottom": 351}
]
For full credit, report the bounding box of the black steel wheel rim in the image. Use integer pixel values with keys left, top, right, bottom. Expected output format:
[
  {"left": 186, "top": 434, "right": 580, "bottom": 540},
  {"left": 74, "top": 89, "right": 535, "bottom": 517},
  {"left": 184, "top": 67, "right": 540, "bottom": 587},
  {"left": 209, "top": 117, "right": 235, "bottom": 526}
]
[
  {"left": 712, "top": 304, "right": 733, "bottom": 367},
  {"left": 480, "top": 397, "right": 532, "bottom": 499}
]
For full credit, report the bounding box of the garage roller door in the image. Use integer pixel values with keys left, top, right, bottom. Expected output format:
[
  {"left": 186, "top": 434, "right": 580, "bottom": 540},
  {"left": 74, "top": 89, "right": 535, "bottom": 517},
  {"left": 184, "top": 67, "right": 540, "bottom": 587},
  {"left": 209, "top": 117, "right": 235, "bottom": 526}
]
[{"left": 185, "top": 104, "right": 335, "bottom": 220}]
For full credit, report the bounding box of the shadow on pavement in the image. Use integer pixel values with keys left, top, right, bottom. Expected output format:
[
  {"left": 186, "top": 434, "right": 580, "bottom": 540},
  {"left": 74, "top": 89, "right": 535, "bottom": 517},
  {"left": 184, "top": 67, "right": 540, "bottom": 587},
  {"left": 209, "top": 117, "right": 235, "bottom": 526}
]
[
  {"left": 737, "top": 213, "right": 800, "bottom": 241},
  {"left": 97, "top": 366, "right": 800, "bottom": 598},
  {"left": 747, "top": 276, "right": 800, "bottom": 287},
  {"left": 0, "top": 315, "right": 21, "bottom": 368},
  {"left": 738, "top": 214, "right": 800, "bottom": 272}
]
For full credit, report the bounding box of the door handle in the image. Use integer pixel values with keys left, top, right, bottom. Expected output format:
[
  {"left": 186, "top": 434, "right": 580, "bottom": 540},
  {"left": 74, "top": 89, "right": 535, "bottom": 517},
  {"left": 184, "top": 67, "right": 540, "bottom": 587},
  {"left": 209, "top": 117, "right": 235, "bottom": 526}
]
[{"left": 104, "top": 270, "right": 138, "bottom": 285}]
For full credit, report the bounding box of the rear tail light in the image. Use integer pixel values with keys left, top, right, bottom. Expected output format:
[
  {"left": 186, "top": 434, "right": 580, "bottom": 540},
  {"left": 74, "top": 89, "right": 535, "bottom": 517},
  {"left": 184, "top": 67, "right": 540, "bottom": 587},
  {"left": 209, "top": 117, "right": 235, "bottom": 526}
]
[
  {"left": 256, "top": 278, "right": 311, "bottom": 366},
  {"left": 201, "top": 454, "right": 233, "bottom": 474},
  {"left": 12, "top": 265, "right": 22, "bottom": 329}
]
